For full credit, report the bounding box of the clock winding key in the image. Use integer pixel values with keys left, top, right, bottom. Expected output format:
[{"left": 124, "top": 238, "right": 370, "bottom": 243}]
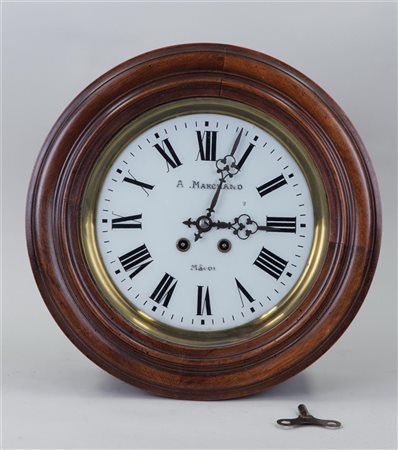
[{"left": 277, "top": 404, "right": 342, "bottom": 429}]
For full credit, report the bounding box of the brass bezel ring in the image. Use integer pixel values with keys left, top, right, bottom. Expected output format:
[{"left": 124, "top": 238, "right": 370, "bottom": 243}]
[{"left": 81, "top": 98, "right": 329, "bottom": 347}]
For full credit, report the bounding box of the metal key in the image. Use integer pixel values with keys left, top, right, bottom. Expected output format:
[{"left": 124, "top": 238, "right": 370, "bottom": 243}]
[{"left": 277, "top": 404, "right": 342, "bottom": 429}]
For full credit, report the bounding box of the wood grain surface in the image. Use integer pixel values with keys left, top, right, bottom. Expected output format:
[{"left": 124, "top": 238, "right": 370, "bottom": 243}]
[{"left": 26, "top": 43, "right": 381, "bottom": 400}]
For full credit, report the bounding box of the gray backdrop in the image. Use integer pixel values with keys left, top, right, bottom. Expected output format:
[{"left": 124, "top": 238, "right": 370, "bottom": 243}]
[{"left": 2, "top": 2, "right": 397, "bottom": 449}]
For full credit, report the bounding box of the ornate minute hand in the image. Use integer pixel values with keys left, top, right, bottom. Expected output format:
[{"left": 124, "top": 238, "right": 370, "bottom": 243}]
[
  {"left": 229, "top": 127, "right": 244, "bottom": 157},
  {"left": 206, "top": 127, "right": 243, "bottom": 216},
  {"left": 193, "top": 128, "right": 244, "bottom": 241},
  {"left": 206, "top": 177, "right": 225, "bottom": 217}
]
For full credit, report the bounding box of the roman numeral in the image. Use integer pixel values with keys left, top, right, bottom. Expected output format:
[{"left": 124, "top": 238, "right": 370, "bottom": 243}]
[
  {"left": 111, "top": 214, "right": 142, "bottom": 229},
  {"left": 123, "top": 177, "right": 154, "bottom": 191},
  {"left": 266, "top": 216, "right": 296, "bottom": 233},
  {"left": 123, "top": 171, "right": 154, "bottom": 196},
  {"left": 235, "top": 142, "right": 255, "bottom": 171},
  {"left": 257, "top": 174, "right": 287, "bottom": 197},
  {"left": 153, "top": 138, "right": 182, "bottom": 170},
  {"left": 150, "top": 273, "right": 177, "bottom": 309},
  {"left": 254, "top": 247, "right": 288, "bottom": 280},
  {"left": 119, "top": 244, "right": 152, "bottom": 279},
  {"left": 235, "top": 278, "right": 255, "bottom": 308},
  {"left": 196, "top": 130, "right": 218, "bottom": 161},
  {"left": 196, "top": 286, "right": 212, "bottom": 316}
]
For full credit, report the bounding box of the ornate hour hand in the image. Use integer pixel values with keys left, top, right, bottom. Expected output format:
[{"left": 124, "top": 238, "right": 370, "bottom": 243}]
[
  {"left": 232, "top": 214, "right": 258, "bottom": 240},
  {"left": 183, "top": 214, "right": 277, "bottom": 241},
  {"left": 229, "top": 214, "right": 279, "bottom": 239}
]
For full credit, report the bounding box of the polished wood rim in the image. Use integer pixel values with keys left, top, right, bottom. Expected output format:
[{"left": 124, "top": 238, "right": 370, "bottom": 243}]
[{"left": 26, "top": 43, "right": 381, "bottom": 400}]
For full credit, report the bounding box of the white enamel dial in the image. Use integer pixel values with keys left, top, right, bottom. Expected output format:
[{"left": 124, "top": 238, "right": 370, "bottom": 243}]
[{"left": 95, "top": 112, "right": 315, "bottom": 332}]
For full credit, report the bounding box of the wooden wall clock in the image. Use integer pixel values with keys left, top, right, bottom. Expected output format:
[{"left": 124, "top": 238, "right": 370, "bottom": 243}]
[{"left": 26, "top": 43, "right": 381, "bottom": 400}]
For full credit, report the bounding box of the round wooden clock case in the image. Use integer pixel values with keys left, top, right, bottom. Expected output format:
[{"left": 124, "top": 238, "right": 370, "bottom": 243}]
[{"left": 26, "top": 44, "right": 381, "bottom": 400}]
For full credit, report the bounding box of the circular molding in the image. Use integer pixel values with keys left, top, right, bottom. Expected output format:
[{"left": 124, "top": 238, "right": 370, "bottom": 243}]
[{"left": 26, "top": 43, "right": 381, "bottom": 400}]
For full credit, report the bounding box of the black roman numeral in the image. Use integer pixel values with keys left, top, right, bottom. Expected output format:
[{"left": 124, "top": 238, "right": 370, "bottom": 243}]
[
  {"left": 123, "top": 176, "right": 154, "bottom": 195},
  {"left": 196, "top": 286, "right": 212, "bottom": 316},
  {"left": 235, "top": 278, "right": 255, "bottom": 308},
  {"left": 266, "top": 216, "right": 296, "bottom": 233},
  {"left": 150, "top": 273, "right": 177, "bottom": 309},
  {"left": 196, "top": 130, "right": 218, "bottom": 161},
  {"left": 254, "top": 247, "right": 288, "bottom": 280},
  {"left": 257, "top": 174, "right": 287, "bottom": 197},
  {"left": 111, "top": 214, "right": 142, "bottom": 229},
  {"left": 119, "top": 244, "right": 152, "bottom": 279},
  {"left": 153, "top": 138, "right": 182, "bottom": 170},
  {"left": 235, "top": 142, "right": 255, "bottom": 171},
  {"left": 123, "top": 170, "right": 154, "bottom": 196}
]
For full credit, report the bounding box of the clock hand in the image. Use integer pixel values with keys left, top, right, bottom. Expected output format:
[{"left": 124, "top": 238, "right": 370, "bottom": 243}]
[
  {"left": 183, "top": 217, "right": 232, "bottom": 230},
  {"left": 208, "top": 128, "right": 244, "bottom": 213},
  {"left": 212, "top": 220, "right": 233, "bottom": 229},
  {"left": 229, "top": 214, "right": 283, "bottom": 239},
  {"left": 215, "top": 128, "right": 243, "bottom": 179},
  {"left": 183, "top": 216, "right": 233, "bottom": 242},
  {"left": 256, "top": 225, "right": 274, "bottom": 231},
  {"left": 183, "top": 214, "right": 277, "bottom": 241},
  {"left": 206, "top": 175, "right": 225, "bottom": 217},
  {"left": 230, "top": 214, "right": 288, "bottom": 239},
  {"left": 193, "top": 128, "right": 244, "bottom": 241},
  {"left": 229, "top": 127, "right": 244, "bottom": 157}
]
